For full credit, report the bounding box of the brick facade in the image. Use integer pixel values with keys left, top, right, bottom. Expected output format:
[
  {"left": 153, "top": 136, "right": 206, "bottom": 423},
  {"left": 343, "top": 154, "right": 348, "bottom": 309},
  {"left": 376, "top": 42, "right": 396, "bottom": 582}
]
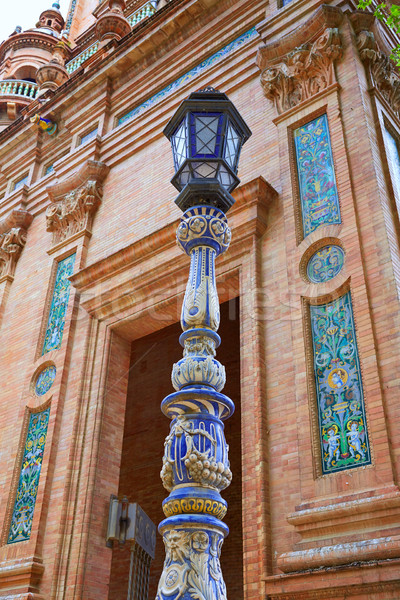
[{"left": 0, "top": 0, "right": 399, "bottom": 598}]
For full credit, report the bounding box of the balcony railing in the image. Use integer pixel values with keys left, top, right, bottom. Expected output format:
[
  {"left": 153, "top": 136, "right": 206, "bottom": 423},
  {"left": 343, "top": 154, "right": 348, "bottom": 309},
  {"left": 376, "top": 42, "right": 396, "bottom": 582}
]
[
  {"left": 66, "top": 42, "right": 100, "bottom": 74},
  {"left": 0, "top": 80, "right": 39, "bottom": 100},
  {"left": 127, "top": 1, "right": 156, "bottom": 26}
]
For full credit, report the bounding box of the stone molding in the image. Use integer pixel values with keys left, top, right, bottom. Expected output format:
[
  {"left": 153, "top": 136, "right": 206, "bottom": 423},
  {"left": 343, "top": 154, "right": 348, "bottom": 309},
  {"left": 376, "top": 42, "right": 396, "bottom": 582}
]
[
  {"left": 46, "top": 159, "right": 109, "bottom": 247},
  {"left": 0, "top": 556, "right": 44, "bottom": 596},
  {"left": 277, "top": 534, "right": 400, "bottom": 573},
  {"left": 257, "top": 5, "right": 343, "bottom": 115},
  {"left": 0, "top": 209, "right": 33, "bottom": 282},
  {"left": 286, "top": 487, "right": 400, "bottom": 542},
  {"left": 351, "top": 12, "right": 400, "bottom": 118},
  {"left": 264, "top": 571, "right": 400, "bottom": 600}
]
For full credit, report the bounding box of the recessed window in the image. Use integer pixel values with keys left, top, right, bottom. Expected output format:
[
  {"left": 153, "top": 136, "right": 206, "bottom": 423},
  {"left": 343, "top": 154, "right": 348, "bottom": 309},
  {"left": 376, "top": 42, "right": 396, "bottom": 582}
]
[
  {"left": 13, "top": 174, "right": 29, "bottom": 191},
  {"left": 44, "top": 163, "right": 54, "bottom": 176},
  {"left": 78, "top": 127, "right": 98, "bottom": 146},
  {"left": 281, "top": 0, "right": 294, "bottom": 6}
]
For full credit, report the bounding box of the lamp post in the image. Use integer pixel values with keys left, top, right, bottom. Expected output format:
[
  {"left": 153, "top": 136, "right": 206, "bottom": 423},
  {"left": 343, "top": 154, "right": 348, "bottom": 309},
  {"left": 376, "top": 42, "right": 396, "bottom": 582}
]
[{"left": 156, "top": 87, "right": 251, "bottom": 600}]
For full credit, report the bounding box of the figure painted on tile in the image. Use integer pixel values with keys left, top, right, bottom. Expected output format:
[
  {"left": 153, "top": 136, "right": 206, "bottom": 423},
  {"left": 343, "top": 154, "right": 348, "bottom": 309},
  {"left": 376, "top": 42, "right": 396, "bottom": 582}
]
[
  {"left": 346, "top": 420, "right": 366, "bottom": 460},
  {"left": 326, "top": 426, "right": 341, "bottom": 468},
  {"left": 328, "top": 367, "right": 348, "bottom": 389}
]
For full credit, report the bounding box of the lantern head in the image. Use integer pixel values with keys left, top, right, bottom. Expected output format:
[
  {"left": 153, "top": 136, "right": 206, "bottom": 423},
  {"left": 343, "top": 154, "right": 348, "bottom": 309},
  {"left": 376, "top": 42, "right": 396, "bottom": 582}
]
[{"left": 163, "top": 87, "right": 251, "bottom": 213}]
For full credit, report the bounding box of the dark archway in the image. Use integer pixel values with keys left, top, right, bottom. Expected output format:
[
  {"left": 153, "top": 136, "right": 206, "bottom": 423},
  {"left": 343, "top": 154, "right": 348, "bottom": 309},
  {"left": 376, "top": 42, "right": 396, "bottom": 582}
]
[{"left": 108, "top": 298, "right": 243, "bottom": 599}]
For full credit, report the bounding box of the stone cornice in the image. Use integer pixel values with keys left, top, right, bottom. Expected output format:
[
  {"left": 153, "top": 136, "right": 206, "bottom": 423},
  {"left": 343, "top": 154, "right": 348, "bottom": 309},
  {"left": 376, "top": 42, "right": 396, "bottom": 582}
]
[
  {"left": 256, "top": 5, "right": 343, "bottom": 69},
  {"left": 285, "top": 487, "right": 400, "bottom": 545},
  {"left": 256, "top": 5, "right": 343, "bottom": 116},
  {"left": 351, "top": 12, "right": 400, "bottom": 118},
  {"left": 0, "top": 209, "right": 33, "bottom": 282},
  {"left": 45, "top": 159, "right": 109, "bottom": 247}
]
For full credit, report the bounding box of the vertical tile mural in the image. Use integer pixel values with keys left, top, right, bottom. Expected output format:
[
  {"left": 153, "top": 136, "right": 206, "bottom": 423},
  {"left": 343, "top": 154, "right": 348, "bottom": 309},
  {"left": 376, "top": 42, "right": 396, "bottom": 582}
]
[
  {"left": 294, "top": 114, "right": 341, "bottom": 237},
  {"left": 310, "top": 292, "right": 371, "bottom": 474},
  {"left": 42, "top": 254, "right": 76, "bottom": 355},
  {"left": 8, "top": 408, "right": 51, "bottom": 543}
]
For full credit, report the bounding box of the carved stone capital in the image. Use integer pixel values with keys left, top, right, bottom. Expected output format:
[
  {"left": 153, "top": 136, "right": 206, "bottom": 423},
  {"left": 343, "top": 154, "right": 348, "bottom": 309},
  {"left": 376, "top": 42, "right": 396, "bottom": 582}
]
[
  {"left": 46, "top": 160, "right": 109, "bottom": 247},
  {"left": 354, "top": 20, "right": 400, "bottom": 116},
  {"left": 0, "top": 210, "right": 33, "bottom": 282},
  {"left": 259, "top": 27, "right": 342, "bottom": 115}
]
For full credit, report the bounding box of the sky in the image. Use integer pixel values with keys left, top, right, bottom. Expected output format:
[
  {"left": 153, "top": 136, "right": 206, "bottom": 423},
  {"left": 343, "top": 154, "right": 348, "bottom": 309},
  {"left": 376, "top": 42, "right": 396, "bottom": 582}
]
[{"left": 0, "top": 0, "right": 67, "bottom": 44}]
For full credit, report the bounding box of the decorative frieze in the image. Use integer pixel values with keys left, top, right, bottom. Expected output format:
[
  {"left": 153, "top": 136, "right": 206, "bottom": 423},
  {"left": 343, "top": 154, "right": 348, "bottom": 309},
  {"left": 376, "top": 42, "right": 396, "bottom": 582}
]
[
  {"left": 46, "top": 160, "right": 109, "bottom": 246},
  {"left": 0, "top": 209, "right": 33, "bottom": 282},
  {"left": 260, "top": 28, "right": 342, "bottom": 115}
]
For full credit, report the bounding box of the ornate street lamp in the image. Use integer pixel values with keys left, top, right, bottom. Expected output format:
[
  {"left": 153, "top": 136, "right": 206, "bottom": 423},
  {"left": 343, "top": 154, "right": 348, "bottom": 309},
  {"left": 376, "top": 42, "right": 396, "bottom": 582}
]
[{"left": 156, "top": 87, "right": 251, "bottom": 600}]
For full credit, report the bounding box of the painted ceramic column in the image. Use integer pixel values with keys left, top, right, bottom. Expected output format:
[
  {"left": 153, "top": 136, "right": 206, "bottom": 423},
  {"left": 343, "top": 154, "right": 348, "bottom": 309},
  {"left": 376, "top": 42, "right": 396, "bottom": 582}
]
[
  {"left": 157, "top": 87, "right": 251, "bottom": 600},
  {"left": 156, "top": 204, "right": 233, "bottom": 600}
]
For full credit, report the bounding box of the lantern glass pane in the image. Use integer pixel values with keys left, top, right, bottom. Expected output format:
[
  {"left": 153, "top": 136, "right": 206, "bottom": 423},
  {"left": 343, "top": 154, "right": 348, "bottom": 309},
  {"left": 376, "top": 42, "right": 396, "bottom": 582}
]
[
  {"left": 192, "top": 161, "right": 218, "bottom": 179},
  {"left": 171, "top": 118, "right": 187, "bottom": 170},
  {"left": 217, "top": 163, "right": 236, "bottom": 190},
  {"left": 224, "top": 121, "right": 241, "bottom": 170},
  {"left": 179, "top": 164, "right": 191, "bottom": 186},
  {"left": 190, "top": 112, "right": 223, "bottom": 157}
]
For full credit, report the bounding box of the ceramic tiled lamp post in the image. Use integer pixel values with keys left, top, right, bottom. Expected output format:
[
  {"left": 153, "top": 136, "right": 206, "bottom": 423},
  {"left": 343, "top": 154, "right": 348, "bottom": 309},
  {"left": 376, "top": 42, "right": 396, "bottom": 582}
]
[{"left": 156, "top": 88, "right": 251, "bottom": 599}]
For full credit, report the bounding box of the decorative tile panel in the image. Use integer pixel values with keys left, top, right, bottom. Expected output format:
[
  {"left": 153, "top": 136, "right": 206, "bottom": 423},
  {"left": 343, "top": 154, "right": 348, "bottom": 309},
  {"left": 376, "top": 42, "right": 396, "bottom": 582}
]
[
  {"left": 35, "top": 365, "right": 56, "bottom": 396},
  {"left": 8, "top": 408, "right": 51, "bottom": 543},
  {"left": 294, "top": 114, "right": 341, "bottom": 237},
  {"left": 310, "top": 292, "right": 371, "bottom": 474},
  {"left": 118, "top": 27, "right": 257, "bottom": 126},
  {"left": 42, "top": 254, "right": 76, "bottom": 355},
  {"left": 306, "top": 245, "right": 344, "bottom": 283}
]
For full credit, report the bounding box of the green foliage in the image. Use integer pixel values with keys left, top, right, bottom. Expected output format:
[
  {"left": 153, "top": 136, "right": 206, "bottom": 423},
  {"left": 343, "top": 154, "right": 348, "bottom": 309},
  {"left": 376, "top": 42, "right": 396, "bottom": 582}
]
[{"left": 357, "top": 1, "right": 400, "bottom": 65}]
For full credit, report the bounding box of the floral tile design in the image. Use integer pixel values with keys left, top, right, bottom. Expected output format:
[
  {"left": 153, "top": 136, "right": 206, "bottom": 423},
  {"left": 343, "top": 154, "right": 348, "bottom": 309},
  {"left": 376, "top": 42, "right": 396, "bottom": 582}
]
[
  {"left": 294, "top": 114, "right": 341, "bottom": 237},
  {"left": 42, "top": 254, "right": 76, "bottom": 355},
  {"left": 310, "top": 292, "right": 371, "bottom": 474},
  {"left": 8, "top": 408, "right": 51, "bottom": 543}
]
